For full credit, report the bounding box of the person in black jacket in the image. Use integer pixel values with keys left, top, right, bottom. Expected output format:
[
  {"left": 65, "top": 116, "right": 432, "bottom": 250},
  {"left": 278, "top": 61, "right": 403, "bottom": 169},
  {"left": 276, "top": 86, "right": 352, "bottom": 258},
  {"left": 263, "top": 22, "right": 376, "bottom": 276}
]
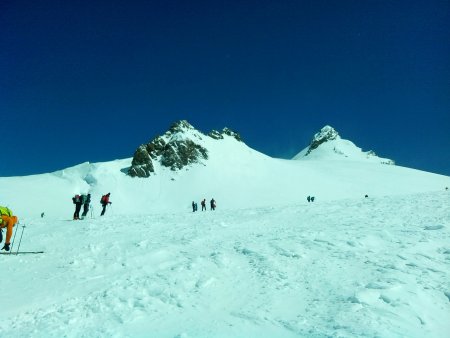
[
  {"left": 72, "top": 194, "right": 83, "bottom": 220},
  {"left": 81, "top": 193, "right": 91, "bottom": 218},
  {"left": 201, "top": 199, "right": 206, "bottom": 211}
]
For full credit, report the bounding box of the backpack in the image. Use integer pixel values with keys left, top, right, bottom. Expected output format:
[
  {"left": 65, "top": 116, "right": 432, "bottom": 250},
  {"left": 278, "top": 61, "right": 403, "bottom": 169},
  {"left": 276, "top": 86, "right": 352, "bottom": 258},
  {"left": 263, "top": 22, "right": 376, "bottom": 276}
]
[
  {"left": 72, "top": 195, "right": 81, "bottom": 204},
  {"left": 0, "top": 206, "right": 12, "bottom": 217},
  {"left": 100, "top": 195, "right": 107, "bottom": 204}
]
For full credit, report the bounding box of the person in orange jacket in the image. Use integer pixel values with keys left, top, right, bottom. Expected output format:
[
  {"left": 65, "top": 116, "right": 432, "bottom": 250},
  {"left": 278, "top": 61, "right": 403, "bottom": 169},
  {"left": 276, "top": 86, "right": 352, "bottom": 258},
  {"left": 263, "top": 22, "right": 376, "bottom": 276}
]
[{"left": 0, "top": 206, "right": 18, "bottom": 251}]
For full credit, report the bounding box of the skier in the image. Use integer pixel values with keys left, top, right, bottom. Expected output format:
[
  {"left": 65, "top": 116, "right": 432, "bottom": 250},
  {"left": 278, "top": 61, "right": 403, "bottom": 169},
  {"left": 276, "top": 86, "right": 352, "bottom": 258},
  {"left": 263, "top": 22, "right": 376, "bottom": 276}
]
[
  {"left": 72, "top": 194, "right": 83, "bottom": 220},
  {"left": 0, "top": 206, "right": 18, "bottom": 252},
  {"left": 100, "top": 193, "right": 112, "bottom": 216},
  {"left": 81, "top": 193, "right": 91, "bottom": 218},
  {"left": 210, "top": 198, "right": 216, "bottom": 211},
  {"left": 201, "top": 199, "right": 206, "bottom": 211}
]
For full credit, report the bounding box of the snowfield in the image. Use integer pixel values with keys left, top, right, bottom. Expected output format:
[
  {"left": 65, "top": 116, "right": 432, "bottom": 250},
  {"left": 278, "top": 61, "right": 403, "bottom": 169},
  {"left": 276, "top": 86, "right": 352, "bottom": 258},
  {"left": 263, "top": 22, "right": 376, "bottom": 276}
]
[
  {"left": 1, "top": 124, "right": 449, "bottom": 337},
  {"left": 1, "top": 191, "right": 449, "bottom": 338}
]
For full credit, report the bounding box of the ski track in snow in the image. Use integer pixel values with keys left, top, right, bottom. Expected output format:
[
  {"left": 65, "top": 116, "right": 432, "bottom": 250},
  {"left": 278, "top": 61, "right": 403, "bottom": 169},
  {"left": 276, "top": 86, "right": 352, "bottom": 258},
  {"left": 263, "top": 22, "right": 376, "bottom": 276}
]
[{"left": 1, "top": 192, "right": 449, "bottom": 338}]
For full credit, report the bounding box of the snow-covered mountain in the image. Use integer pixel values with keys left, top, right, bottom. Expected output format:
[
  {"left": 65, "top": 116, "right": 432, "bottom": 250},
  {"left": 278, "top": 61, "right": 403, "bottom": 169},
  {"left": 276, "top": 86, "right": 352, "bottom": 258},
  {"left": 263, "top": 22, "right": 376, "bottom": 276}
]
[
  {"left": 1, "top": 121, "right": 449, "bottom": 337},
  {"left": 0, "top": 121, "right": 447, "bottom": 220},
  {"left": 127, "top": 120, "right": 242, "bottom": 177},
  {"left": 293, "top": 125, "right": 395, "bottom": 164}
]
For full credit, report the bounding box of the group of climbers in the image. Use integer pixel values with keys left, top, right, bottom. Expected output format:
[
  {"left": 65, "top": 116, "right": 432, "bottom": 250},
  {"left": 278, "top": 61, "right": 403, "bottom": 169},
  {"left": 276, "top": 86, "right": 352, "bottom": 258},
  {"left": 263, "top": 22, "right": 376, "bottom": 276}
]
[
  {"left": 0, "top": 193, "right": 112, "bottom": 252},
  {"left": 72, "top": 192, "right": 111, "bottom": 220},
  {"left": 193, "top": 198, "right": 216, "bottom": 212},
  {"left": 3, "top": 185, "right": 448, "bottom": 252},
  {"left": 72, "top": 193, "right": 91, "bottom": 220}
]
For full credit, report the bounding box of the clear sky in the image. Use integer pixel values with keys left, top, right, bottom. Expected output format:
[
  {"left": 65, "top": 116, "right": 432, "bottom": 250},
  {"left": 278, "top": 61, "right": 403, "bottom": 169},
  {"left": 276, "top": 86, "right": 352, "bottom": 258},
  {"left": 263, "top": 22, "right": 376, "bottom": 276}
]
[{"left": 1, "top": 0, "right": 449, "bottom": 177}]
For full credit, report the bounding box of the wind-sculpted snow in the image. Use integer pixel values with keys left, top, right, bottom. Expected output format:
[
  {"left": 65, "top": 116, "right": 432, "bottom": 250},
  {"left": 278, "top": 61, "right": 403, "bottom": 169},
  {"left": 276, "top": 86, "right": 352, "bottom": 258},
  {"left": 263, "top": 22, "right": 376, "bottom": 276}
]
[{"left": 1, "top": 192, "right": 449, "bottom": 337}]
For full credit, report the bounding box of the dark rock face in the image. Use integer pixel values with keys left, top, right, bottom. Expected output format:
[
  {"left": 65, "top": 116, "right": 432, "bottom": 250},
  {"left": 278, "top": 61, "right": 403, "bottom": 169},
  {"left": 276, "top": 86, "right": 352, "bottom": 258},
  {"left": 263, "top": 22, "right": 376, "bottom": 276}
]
[
  {"left": 208, "top": 130, "right": 224, "bottom": 140},
  {"left": 147, "top": 136, "right": 167, "bottom": 159},
  {"left": 221, "top": 128, "right": 242, "bottom": 142},
  {"left": 208, "top": 128, "right": 242, "bottom": 142},
  {"left": 128, "top": 120, "right": 212, "bottom": 177},
  {"left": 167, "top": 120, "right": 195, "bottom": 134},
  {"left": 128, "top": 145, "right": 155, "bottom": 178},
  {"left": 160, "top": 139, "right": 208, "bottom": 171}
]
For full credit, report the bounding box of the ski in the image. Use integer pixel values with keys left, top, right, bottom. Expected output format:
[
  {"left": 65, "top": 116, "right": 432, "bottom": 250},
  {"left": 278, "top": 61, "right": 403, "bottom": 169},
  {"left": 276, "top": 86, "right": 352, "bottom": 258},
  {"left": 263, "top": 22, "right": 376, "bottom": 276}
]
[{"left": 0, "top": 251, "right": 44, "bottom": 255}]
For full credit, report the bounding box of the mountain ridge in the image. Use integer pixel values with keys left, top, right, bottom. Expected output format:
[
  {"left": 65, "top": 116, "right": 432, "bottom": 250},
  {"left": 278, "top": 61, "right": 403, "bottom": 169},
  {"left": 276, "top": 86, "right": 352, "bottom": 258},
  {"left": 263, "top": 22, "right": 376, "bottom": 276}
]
[
  {"left": 0, "top": 121, "right": 448, "bottom": 219},
  {"left": 128, "top": 121, "right": 395, "bottom": 179}
]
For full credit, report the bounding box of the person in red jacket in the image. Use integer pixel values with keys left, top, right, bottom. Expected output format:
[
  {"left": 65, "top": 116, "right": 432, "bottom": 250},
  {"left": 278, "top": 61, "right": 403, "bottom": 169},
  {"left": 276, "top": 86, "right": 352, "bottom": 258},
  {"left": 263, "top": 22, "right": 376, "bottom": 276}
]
[
  {"left": 0, "top": 206, "right": 18, "bottom": 251},
  {"left": 100, "top": 193, "right": 112, "bottom": 216}
]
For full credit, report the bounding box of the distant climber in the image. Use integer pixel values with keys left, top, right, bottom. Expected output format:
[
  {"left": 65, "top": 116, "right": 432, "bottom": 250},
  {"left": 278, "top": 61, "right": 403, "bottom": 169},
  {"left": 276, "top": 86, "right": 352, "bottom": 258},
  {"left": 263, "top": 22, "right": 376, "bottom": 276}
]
[
  {"left": 72, "top": 194, "right": 83, "bottom": 220},
  {"left": 100, "top": 193, "right": 112, "bottom": 216},
  {"left": 192, "top": 201, "right": 198, "bottom": 212},
  {"left": 0, "top": 206, "right": 18, "bottom": 251},
  {"left": 81, "top": 193, "right": 91, "bottom": 218},
  {"left": 307, "top": 196, "right": 311, "bottom": 203},
  {"left": 311, "top": 196, "right": 315, "bottom": 202},
  {"left": 210, "top": 198, "right": 216, "bottom": 211},
  {"left": 201, "top": 199, "right": 206, "bottom": 211}
]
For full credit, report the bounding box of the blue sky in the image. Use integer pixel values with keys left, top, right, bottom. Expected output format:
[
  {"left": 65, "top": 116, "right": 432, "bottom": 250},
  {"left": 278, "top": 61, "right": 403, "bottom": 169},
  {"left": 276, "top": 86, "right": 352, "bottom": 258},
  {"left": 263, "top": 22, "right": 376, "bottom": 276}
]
[{"left": 1, "top": 0, "right": 449, "bottom": 176}]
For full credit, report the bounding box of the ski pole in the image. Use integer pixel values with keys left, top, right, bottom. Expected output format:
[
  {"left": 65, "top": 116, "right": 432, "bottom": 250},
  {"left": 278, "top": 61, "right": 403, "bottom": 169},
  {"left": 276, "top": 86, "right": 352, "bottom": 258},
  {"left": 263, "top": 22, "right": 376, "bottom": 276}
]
[
  {"left": 15, "top": 225, "right": 26, "bottom": 255},
  {"left": 9, "top": 221, "right": 20, "bottom": 255}
]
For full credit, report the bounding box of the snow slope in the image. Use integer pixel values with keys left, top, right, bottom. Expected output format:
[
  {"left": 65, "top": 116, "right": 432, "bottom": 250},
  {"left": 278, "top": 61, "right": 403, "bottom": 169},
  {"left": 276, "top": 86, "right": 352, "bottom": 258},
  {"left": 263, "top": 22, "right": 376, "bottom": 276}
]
[{"left": 1, "top": 191, "right": 449, "bottom": 337}]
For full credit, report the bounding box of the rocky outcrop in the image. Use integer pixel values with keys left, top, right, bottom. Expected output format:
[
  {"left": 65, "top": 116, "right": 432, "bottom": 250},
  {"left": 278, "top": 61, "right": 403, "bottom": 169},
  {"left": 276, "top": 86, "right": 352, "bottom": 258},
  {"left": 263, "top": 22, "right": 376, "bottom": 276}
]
[
  {"left": 128, "top": 120, "right": 241, "bottom": 177},
  {"left": 127, "top": 145, "right": 156, "bottom": 177},
  {"left": 208, "top": 128, "right": 242, "bottom": 142},
  {"left": 160, "top": 139, "right": 208, "bottom": 171}
]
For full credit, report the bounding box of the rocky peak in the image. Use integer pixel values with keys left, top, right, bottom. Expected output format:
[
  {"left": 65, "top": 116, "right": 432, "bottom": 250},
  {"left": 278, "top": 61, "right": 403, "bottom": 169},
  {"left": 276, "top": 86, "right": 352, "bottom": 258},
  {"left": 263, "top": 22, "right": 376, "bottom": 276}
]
[
  {"left": 166, "top": 120, "right": 195, "bottom": 135},
  {"left": 208, "top": 127, "right": 242, "bottom": 142},
  {"left": 294, "top": 125, "right": 395, "bottom": 165},
  {"left": 222, "top": 127, "right": 242, "bottom": 142},
  {"left": 305, "top": 125, "right": 340, "bottom": 155},
  {"left": 127, "top": 121, "right": 242, "bottom": 178}
]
